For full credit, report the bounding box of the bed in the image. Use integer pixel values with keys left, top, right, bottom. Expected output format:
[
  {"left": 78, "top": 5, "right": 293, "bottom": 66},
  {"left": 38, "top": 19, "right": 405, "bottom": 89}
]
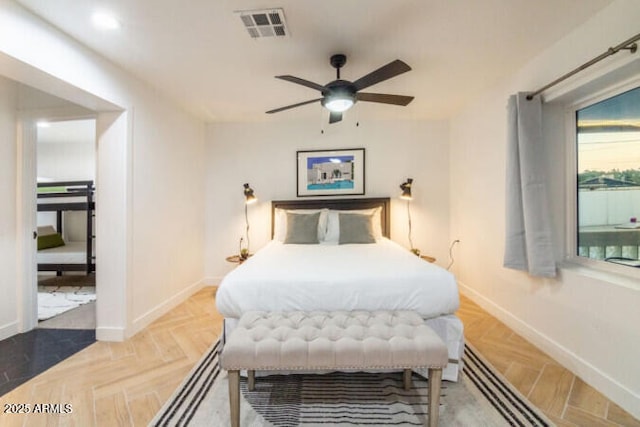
[
  {"left": 37, "top": 181, "right": 95, "bottom": 275},
  {"left": 215, "top": 197, "right": 464, "bottom": 381}
]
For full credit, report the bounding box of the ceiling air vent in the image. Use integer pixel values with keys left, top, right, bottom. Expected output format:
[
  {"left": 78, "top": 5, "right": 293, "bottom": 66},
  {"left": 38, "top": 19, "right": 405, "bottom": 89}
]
[{"left": 236, "top": 8, "right": 289, "bottom": 39}]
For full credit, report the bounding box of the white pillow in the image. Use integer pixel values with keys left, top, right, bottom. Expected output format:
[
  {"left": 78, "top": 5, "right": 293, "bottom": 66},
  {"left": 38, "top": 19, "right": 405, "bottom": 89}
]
[
  {"left": 325, "top": 207, "right": 383, "bottom": 242},
  {"left": 273, "top": 208, "right": 328, "bottom": 242}
]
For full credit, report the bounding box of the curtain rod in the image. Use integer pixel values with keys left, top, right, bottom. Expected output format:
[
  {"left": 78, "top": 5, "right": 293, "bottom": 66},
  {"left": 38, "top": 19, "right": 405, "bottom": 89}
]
[{"left": 526, "top": 32, "right": 640, "bottom": 100}]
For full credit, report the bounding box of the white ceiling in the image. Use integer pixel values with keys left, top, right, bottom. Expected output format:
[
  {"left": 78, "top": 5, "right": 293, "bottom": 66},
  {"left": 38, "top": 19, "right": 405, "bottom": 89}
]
[{"left": 16, "top": 0, "right": 614, "bottom": 123}]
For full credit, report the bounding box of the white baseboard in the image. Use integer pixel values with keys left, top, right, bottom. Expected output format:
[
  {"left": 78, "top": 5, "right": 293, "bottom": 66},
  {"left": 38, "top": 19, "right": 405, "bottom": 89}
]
[
  {"left": 458, "top": 281, "right": 640, "bottom": 420},
  {"left": 96, "top": 326, "right": 126, "bottom": 342},
  {"left": 128, "top": 278, "right": 206, "bottom": 338},
  {"left": 0, "top": 320, "right": 19, "bottom": 341}
]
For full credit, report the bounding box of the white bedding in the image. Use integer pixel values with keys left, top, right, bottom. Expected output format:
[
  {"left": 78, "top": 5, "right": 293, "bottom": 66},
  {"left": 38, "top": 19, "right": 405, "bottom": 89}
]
[
  {"left": 37, "top": 241, "right": 89, "bottom": 264},
  {"left": 38, "top": 196, "right": 88, "bottom": 205},
  {"left": 216, "top": 238, "right": 459, "bottom": 319}
]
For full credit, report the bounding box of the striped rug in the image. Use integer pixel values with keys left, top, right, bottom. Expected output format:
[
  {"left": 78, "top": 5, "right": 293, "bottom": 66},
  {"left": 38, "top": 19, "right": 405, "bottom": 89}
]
[
  {"left": 152, "top": 340, "right": 553, "bottom": 426},
  {"left": 463, "top": 345, "right": 553, "bottom": 427}
]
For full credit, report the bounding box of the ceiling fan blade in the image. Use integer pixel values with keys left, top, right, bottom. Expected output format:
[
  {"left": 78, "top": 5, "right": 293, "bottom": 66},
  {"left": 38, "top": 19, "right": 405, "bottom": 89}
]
[
  {"left": 352, "top": 60, "right": 412, "bottom": 91},
  {"left": 356, "top": 92, "right": 414, "bottom": 106},
  {"left": 266, "top": 98, "right": 323, "bottom": 114},
  {"left": 275, "top": 75, "right": 326, "bottom": 92},
  {"left": 329, "top": 111, "right": 343, "bottom": 124}
]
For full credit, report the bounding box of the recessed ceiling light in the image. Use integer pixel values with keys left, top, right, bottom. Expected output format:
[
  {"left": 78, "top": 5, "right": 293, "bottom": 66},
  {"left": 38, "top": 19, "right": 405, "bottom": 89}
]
[
  {"left": 37, "top": 121, "right": 50, "bottom": 128},
  {"left": 92, "top": 11, "right": 120, "bottom": 30}
]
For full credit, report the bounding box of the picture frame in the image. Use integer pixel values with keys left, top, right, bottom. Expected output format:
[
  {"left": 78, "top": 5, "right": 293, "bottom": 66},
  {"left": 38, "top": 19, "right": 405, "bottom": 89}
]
[{"left": 296, "top": 148, "right": 365, "bottom": 197}]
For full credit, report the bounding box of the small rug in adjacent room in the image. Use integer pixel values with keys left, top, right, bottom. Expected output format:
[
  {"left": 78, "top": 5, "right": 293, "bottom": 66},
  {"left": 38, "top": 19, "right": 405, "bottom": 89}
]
[
  {"left": 38, "top": 275, "right": 96, "bottom": 321},
  {"left": 151, "top": 340, "right": 554, "bottom": 427}
]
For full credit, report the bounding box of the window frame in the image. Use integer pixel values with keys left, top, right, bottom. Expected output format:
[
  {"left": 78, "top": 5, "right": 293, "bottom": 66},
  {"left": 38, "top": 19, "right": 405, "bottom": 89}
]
[{"left": 564, "top": 76, "right": 640, "bottom": 280}]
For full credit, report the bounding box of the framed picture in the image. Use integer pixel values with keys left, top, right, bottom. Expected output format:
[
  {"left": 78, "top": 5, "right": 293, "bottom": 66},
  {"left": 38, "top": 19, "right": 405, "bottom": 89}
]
[{"left": 296, "top": 148, "right": 365, "bottom": 197}]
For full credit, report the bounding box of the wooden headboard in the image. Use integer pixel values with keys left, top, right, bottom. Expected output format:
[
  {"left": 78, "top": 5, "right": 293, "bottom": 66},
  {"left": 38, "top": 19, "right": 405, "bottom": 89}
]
[{"left": 271, "top": 197, "right": 391, "bottom": 238}]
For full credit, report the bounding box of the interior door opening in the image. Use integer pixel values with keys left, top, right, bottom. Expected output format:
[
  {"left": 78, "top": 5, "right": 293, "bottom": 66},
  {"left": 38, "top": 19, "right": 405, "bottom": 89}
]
[{"left": 35, "top": 118, "right": 97, "bottom": 330}]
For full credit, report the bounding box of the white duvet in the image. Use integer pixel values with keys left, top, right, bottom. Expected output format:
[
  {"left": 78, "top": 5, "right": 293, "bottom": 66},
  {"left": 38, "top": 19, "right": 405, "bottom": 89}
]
[
  {"left": 37, "top": 241, "right": 89, "bottom": 264},
  {"left": 216, "top": 238, "right": 459, "bottom": 319}
]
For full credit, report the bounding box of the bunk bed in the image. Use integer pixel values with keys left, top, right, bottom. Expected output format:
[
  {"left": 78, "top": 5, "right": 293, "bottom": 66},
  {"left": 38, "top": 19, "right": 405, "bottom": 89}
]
[{"left": 37, "top": 180, "right": 95, "bottom": 275}]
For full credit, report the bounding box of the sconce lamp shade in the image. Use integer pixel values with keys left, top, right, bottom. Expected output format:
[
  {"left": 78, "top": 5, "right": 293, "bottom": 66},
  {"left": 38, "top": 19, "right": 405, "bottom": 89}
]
[
  {"left": 400, "top": 178, "right": 413, "bottom": 200},
  {"left": 243, "top": 183, "right": 257, "bottom": 204}
]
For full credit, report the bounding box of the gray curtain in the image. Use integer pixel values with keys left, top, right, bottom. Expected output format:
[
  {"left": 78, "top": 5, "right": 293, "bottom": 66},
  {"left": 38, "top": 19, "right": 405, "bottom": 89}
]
[{"left": 504, "top": 93, "right": 556, "bottom": 277}]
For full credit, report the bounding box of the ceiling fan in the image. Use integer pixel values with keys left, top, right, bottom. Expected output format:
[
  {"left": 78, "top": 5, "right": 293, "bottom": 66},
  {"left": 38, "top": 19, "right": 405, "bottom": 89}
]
[{"left": 266, "top": 54, "right": 414, "bottom": 124}]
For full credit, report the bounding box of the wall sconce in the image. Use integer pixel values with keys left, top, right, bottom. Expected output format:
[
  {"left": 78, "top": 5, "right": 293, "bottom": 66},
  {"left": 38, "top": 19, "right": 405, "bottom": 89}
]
[
  {"left": 400, "top": 178, "right": 413, "bottom": 200},
  {"left": 241, "top": 183, "right": 257, "bottom": 259},
  {"left": 244, "top": 183, "right": 257, "bottom": 204},
  {"left": 400, "top": 178, "right": 419, "bottom": 255}
]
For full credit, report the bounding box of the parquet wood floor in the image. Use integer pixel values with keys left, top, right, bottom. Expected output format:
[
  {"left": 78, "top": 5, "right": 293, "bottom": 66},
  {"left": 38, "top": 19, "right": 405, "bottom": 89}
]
[
  {"left": 0, "top": 287, "right": 637, "bottom": 426},
  {"left": 0, "top": 287, "right": 221, "bottom": 427},
  {"left": 457, "top": 294, "right": 640, "bottom": 427}
]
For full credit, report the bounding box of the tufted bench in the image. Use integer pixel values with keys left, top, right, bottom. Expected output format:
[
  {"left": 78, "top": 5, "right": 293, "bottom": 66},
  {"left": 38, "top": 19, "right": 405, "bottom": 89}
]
[{"left": 220, "top": 310, "right": 448, "bottom": 427}]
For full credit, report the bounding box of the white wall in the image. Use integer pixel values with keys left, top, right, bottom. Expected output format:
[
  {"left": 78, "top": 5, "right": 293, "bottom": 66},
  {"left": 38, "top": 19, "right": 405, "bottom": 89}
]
[
  {"left": 0, "top": 1, "right": 206, "bottom": 340},
  {"left": 129, "top": 100, "right": 205, "bottom": 330},
  {"left": 37, "top": 123, "right": 96, "bottom": 182},
  {"left": 449, "top": 0, "right": 640, "bottom": 418},
  {"left": 0, "top": 75, "right": 18, "bottom": 340},
  {"left": 204, "top": 119, "right": 450, "bottom": 283}
]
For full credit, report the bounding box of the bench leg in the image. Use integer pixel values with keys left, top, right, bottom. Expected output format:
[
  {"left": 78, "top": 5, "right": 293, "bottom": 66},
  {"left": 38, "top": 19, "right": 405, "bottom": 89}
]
[
  {"left": 428, "top": 368, "right": 442, "bottom": 427},
  {"left": 228, "top": 370, "right": 240, "bottom": 427},
  {"left": 403, "top": 369, "right": 412, "bottom": 390},
  {"left": 248, "top": 370, "right": 255, "bottom": 391}
]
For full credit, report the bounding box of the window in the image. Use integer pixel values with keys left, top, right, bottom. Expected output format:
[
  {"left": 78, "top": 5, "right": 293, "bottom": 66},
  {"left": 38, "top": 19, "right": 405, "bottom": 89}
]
[{"left": 576, "top": 86, "right": 640, "bottom": 268}]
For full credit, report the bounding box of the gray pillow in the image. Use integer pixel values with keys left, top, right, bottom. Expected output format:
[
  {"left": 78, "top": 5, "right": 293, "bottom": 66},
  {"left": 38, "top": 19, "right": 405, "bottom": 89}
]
[
  {"left": 284, "top": 212, "right": 321, "bottom": 244},
  {"left": 339, "top": 213, "right": 376, "bottom": 244}
]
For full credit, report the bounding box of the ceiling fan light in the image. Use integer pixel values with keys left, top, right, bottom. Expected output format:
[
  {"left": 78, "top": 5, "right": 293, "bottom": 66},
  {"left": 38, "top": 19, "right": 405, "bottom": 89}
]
[{"left": 324, "top": 97, "right": 354, "bottom": 113}]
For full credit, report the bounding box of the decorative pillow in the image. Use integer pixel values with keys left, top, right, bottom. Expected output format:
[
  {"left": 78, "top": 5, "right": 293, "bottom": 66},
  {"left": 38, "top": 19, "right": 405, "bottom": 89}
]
[
  {"left": 326, "top": 207, "right": 383, "bottom": 242},
  {"left": 38, "top": 233, "right": 65, "bottom": 250},
  {"left": 37, "top": 186, "right": 66, "bottom": 194},
  {"left": 284, "top": 212, "right": 321, "bottom": 244},
  {"left": 274, "top": 208, "right": 328, "bottom": 242},
  {"left": 338, "top": 213, "right": 376, "bottom": 244}
]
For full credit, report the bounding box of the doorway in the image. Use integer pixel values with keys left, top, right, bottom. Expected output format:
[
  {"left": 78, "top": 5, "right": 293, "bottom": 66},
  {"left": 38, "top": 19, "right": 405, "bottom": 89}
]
[
  {"left": 0, "top": 50, "right": 130, "bottom": 344},
  {"left": 0, "top": 81, "right": 105, "bottom": 396},
  {"left": 35, "top": 118, "right": 97, "bottom": 330}
]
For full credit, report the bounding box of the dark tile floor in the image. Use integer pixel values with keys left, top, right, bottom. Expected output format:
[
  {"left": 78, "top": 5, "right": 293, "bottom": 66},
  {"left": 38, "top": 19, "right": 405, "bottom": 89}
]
[{"left": 0, "top": 328, "right": 95, "bottom": 397}]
